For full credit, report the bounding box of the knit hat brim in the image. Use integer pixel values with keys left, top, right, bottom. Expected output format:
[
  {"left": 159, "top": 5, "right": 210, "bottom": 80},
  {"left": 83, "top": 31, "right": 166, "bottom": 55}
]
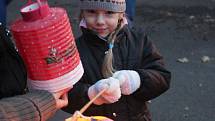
[{"left": 79, "top": 0, "right": 126, "bottom": 12}]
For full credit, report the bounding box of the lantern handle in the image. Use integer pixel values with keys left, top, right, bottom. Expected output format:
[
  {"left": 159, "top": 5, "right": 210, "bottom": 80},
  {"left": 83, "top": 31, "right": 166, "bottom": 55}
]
[{"left": 21, "top": 0, "right": 50, "bottom": 21}]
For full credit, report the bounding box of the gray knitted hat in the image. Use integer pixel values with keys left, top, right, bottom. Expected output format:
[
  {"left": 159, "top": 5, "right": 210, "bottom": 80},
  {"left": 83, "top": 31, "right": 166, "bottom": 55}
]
[{"left": 79, "top": 0, "right": 126, "bottom": 12}]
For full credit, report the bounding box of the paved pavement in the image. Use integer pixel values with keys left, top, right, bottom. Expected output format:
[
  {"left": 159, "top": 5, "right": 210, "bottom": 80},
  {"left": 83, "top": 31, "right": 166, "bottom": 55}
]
[{"left": 7, "top": 0, "right": 215, "bottom": 121}]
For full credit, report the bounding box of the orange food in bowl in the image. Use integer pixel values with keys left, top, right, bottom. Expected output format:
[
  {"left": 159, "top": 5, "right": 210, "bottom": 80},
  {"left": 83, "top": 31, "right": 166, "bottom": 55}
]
[{"left": 66, "top": 116, "right": 113, "bottom": 121}]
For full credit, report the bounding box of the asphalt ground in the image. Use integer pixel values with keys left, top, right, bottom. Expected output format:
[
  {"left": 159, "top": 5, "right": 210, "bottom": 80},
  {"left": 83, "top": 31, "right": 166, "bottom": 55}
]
[{"left": 7, "top": 0, "right": 215, "bottom": 121}]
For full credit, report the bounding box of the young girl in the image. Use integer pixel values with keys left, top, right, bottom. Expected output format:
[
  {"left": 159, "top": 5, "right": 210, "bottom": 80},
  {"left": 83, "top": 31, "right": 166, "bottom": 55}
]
[{"left": 63, "top": 0, "right": 171, "bottom": 121}]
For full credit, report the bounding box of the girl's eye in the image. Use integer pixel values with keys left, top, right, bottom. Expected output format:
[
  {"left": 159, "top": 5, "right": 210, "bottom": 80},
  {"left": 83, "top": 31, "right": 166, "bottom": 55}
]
[
  {"left": 106, "top": 11, "right": 115, "bottom": 15},
  {"left": 86, "top": 10, "right": 96, "bottom": 14}
]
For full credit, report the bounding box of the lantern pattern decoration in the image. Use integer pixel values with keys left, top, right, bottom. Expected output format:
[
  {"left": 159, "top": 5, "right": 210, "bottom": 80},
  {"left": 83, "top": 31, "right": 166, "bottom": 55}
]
[{"left": 10, "top": 0, "right": 84, "bottom": 92}]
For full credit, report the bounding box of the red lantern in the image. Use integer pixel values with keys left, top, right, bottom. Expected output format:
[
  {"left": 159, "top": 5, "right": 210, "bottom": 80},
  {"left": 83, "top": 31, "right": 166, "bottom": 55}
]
[{"left": 10, "top": 0, "right": 84, "bottom": 92}]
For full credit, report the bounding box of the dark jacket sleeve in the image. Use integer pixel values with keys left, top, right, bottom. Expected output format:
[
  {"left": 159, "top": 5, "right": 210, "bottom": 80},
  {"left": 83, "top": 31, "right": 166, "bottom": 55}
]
[
  {"left": 62, "top": 36, "right": 101, "bottom": 114},
  {"left": 132, "top": 29, "right": 171, "bottom": 101},
  {"left": 0, "top": 90, "right": 57, "bottom": 121}
]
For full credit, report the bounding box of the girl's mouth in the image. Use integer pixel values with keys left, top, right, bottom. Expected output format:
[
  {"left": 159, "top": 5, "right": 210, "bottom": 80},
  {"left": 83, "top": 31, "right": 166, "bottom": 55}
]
[{"left": 95, "top": 28, "right": 107, "bottom": 33}]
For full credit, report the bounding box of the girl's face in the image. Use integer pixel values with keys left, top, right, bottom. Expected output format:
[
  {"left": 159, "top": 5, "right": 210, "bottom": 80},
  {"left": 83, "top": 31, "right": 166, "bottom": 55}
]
[{"left": 82, "top": 10, "right": 124, "bottom": 37}]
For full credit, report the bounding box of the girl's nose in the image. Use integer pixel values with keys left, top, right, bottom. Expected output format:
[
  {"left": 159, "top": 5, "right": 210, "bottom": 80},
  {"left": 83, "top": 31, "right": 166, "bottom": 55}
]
[{"left": 96, "top": 14, "right": 105, "bottom": 25}]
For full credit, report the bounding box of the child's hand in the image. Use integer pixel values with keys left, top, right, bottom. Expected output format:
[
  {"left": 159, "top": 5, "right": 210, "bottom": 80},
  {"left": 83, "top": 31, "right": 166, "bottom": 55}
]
[
  {"left": 88, "top": 77, "right": 121, "bottom": 105},
  {"left": 113, "top": 70, "right": 141, "bottom": 95},
  {"left": 52, "top": 88, "right": 70, "bottom": 109}
]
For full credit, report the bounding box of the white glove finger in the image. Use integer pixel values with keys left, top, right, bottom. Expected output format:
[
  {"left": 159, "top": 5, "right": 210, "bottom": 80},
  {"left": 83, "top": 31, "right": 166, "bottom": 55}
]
[
  {"left": 102, "top": 94, "right": 120, "bottom": 103},
  {"left": 113, "top": 71, "right": 126, "bottom": 85},
  {"left": 96, "top": 80, "right": 109, "bottom": 92},
  {"left": 104, "top": 77, "right": 120, "bottom": 93},
  {"left": 101, "top": 77, "right": 121, "bottom": 103},
  {"left": 121, "top": 70, "right": 141, "bottom": 95}
]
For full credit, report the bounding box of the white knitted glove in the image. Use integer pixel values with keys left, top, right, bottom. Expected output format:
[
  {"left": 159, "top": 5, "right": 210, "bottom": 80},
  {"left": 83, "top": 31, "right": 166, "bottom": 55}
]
[
  {"left": 88, "top": 77, "right": 121, "bottom": 105},
  {"left": 113, "top": 70, "right": 141, "bottom": 95}
]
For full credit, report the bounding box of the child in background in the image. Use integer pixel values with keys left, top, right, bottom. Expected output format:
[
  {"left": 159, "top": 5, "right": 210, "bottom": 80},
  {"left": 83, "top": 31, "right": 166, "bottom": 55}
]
[
  {"left": 63, "top": 0, "right": 171, "bottom": 121},
  {"left": 0, "top": 0, "right": 12, "bottom": 25},
  {"left": 126, "top": 0, "right": 136, "bottom": 21}
]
